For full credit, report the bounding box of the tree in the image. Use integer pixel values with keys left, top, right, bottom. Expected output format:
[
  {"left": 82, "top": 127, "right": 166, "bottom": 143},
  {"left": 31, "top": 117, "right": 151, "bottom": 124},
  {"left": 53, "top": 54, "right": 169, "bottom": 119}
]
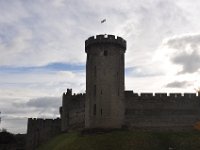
[{"left": 194, "top": 88, "right": 200, "bottom": 96}]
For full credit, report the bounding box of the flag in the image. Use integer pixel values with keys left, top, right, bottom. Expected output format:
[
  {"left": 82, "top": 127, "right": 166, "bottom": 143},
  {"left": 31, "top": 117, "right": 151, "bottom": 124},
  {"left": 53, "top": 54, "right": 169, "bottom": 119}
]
[{"left": 101, "top": 19, "right": 106, "bottom": 23}]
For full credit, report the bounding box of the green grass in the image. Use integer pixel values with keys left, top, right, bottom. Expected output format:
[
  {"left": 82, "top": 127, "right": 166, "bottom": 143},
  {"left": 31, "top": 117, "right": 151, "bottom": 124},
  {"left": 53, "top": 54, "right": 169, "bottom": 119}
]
[{"left": 37, "top": 130, "right": 200, "bottom": 150}]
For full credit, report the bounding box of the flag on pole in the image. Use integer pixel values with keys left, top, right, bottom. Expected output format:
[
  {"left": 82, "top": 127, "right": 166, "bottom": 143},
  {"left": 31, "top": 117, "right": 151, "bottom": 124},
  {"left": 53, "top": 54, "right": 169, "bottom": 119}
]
[{"left": 101, "top": 19, "right": 106, "bottom": 23}]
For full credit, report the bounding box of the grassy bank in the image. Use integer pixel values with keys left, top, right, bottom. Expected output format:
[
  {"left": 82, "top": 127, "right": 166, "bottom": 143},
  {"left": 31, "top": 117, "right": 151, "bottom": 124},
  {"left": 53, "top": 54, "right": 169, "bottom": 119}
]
[{"left": 37, "top": 130, "right": 200, "bottom": 150}]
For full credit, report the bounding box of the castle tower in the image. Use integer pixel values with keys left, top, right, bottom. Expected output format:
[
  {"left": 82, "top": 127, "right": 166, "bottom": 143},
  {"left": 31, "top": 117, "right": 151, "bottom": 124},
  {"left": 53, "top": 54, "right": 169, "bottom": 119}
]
[
  {"left": 85, "top": 34, "right": 126, "bottom": 128},
  {"left": 61, "top": 89, "right": 72, "bottom": 132}
]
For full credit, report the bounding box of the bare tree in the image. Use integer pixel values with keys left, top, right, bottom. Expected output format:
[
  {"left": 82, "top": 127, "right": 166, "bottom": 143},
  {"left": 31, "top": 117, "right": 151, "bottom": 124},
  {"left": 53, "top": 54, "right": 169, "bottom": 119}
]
[{"left": 194, "top": 87, "right": 200, "bottom": 95}]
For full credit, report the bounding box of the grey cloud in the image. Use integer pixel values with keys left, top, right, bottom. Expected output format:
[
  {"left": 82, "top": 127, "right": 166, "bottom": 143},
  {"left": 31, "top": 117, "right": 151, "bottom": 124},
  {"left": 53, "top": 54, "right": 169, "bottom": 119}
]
[
  {"left": 126, "top": 66, "right": 164, "bottom": 78},
  {"left": 166, "top": 34, "right": 200, "bottom": 50},
  {"left": 1, "top": 96, "right": 62, "bottom": 133},
  {"left": 0, "top": 0, "right": 28, "bottom": 24},
  {"left": 166, "top": 81, "right": 192, "bottom": 88},
  {"left": 2, "top": 106, "right": 30, "bottom": 115},
  {"left": 1, "top": 117, "right": 27, "bottom": 134},
  {"left": 25, "top": 97, "right": 61, "bottom": 119},
  {"left": 26, "top": 97, "right": 61, "bottom": 108},
  {"left": 166, "top": 34, "right": 200, "bottom": 74},
  {"left": 172, "top": 50, "right": 200, "bottom": 74}
]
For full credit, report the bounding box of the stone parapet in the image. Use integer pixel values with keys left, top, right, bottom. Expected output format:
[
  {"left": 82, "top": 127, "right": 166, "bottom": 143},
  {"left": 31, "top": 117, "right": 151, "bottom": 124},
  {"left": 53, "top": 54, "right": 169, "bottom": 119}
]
[{"left": 85, "top": 34, "right": 126, "bottom": 52}]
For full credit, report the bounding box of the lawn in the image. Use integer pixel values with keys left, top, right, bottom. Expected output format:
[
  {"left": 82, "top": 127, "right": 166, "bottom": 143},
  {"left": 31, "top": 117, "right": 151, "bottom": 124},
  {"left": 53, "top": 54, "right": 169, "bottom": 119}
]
[{"left": 37, "top": 130, "right": 200, "bottom": 150}]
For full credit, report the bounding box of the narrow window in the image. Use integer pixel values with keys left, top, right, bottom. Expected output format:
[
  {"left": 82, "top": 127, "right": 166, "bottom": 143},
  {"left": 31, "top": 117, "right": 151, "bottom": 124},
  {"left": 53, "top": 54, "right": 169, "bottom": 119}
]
[
  {"left": 101, "top": 89, "right": 102, "bottom": 95},
  {"left": 101, "top": 108, "right": 102, "bottom": 116},
  {"left": 104, "top": 50, "right": 108, "bottom": 56},
  {"left": 94, "top": 85, "right": 96, "bottom": 96},
  {"left": 93, "top": 104, "right": 96, "bottom": 116},
  {"left": 94, "top": 66, "right": 96, "bottom": 77}
]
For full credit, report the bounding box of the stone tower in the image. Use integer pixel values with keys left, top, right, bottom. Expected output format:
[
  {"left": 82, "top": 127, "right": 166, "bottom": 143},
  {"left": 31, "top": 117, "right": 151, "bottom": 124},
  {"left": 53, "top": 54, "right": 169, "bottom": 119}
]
[
  {"left": 61, "top": 89, "right": 72, "bottom": 132},
  {"left": 85, "top": 34, "right": 126, "bottom": 128}
]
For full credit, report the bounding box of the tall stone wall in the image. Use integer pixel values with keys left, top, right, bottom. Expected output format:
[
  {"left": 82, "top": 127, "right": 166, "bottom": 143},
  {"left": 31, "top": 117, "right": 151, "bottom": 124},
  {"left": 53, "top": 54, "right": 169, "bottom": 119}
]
[
  {"left": 25, "top": 90, "right": 200, "bottom": 150},
  {"left": 61, "top": 90, "right": 200, "bottom": 131},
  {"left": 124, "top": 91, "right": 200, "bottom": 130},
  {"left": 61, "top": 89, "right": 85, "bottom": 131},
  {"left": 26, "top": 118, "right": 61, "bottom": 150}
]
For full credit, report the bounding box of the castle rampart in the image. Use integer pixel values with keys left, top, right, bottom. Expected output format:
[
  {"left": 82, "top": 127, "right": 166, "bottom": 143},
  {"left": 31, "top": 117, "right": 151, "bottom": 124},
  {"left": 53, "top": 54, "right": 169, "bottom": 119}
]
[
  {"left": 61, "top": 89, "right": 85, "bottom": 131},
  {"left": 26, "top": 91, "right": 200, "bottom": 149},
  {"left": 124, "top": 91, "right": 200, "bottom": 130},
  {"left": 26, "top": 118, "right": 61, "bottom": 150},
  {"left": 85, "top": 34, "right": 126, "bottom": 52},
  {"left": 60, "top": 90, "right": 200, "bottom": 131}
]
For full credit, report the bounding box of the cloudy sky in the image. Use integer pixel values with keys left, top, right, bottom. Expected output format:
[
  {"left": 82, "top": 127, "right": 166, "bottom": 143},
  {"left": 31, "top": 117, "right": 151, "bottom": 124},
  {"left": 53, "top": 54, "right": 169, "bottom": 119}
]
[{"left": 1, "top": 0, "right": 200, "bottom": 133}]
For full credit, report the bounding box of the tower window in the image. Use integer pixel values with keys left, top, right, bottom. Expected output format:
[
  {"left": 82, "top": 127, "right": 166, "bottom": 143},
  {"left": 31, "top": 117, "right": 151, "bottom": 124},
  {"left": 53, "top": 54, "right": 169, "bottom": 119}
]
[
  {"left": 93, "top": 104, "right": 96, "bottom": 116},
  {"left": 94, "top": 66, "right": 96, "bottom": 77},
  {"left": 101, "top": 89, "right": 102, "bottom": 95},
  {"left": 101, "top": 108, "right": 102, "bottom": 116},
  {"left": 118, "top": 88, "right": 120, "bottom": 96},
  {"left": 94, "top": 85, "right": 96, "bottom": 96},
  {"left": 104, "top": 50, "right": 108, "bottom": 56}
]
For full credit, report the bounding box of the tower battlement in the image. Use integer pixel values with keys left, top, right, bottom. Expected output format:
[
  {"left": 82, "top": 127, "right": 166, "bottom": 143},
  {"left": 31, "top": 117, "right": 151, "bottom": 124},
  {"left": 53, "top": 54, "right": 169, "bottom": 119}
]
[
  {"left": 85, "top": 34, "right": 126, "bottom": 52},
  {"left": 125, "top": 91, "right": 199, "bottom": 99}
]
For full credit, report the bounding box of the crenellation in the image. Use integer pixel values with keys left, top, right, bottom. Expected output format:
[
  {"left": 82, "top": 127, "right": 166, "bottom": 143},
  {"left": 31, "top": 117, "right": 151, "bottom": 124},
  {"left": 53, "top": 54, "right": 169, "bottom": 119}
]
[
  {"left": 184, "top": 93, "right": 197, "bottom": 98},
  {"left": 107, "top": 34, "right": 115, "bottom": 39},
  {"left": 169, "top": 93, "right": 182, "bottom": 98},
  {"left": 72, "top": 93, "right": 85, "bottom": 99},
  {"left": 96, "top": 34, "right": 106, "bottom": 39},
  {"left": 87, "top": 36, "right": 95, "bottom": 41},
  {"left": 67, "top": 89, "right": 72, "bottom": 95},
  {"left": 117, "top": 36, "right": 123, "bottom": 41},
  {"left": 133, "top": 93, "right": 139, "bottom": 97},
  {"left": 125, "top": 92, "right": 200, "bottom": 103},
  {"left": 140, "top": 93, "right": 153, "bottom": 97},
  {"left": 125, "top": 90, "right": 134, "bottom": 97},
  {"left": 155, "top": 93, "right": 167, "bottom": 97},
  {"left": 85, "top": 34, "right": 126, "bottom": 52}
]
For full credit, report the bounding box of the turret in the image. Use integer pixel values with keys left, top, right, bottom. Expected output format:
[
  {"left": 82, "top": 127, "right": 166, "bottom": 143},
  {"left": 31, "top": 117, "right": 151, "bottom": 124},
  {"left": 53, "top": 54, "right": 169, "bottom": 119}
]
[
  {"left": 85, "top": 34, "right": 126, "bottom": 128},
  {"left": 61, "top": 89, "right": 72, "bottom": 132}
]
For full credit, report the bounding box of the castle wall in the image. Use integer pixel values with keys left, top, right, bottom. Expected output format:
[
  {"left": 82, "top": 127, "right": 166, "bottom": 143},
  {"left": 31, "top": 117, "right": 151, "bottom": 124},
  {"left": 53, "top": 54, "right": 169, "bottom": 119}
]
[
  {"left": 26, "top": 90, "right": 200, "bottom": 150},
  {"left": 61, "top": 89, "right": 85, "bottom": 131},
  {"left": 26, "top": 118, "right": 61, "bottom": 150},
  {"left": 124, "top": 91, "right": 200, "bottom": 130},
  {"left": 61, "top": 90, "right": 200, "bottom": 131},
  {"left": 67, "top": 94, "right": 85, "bottom": 130}
]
